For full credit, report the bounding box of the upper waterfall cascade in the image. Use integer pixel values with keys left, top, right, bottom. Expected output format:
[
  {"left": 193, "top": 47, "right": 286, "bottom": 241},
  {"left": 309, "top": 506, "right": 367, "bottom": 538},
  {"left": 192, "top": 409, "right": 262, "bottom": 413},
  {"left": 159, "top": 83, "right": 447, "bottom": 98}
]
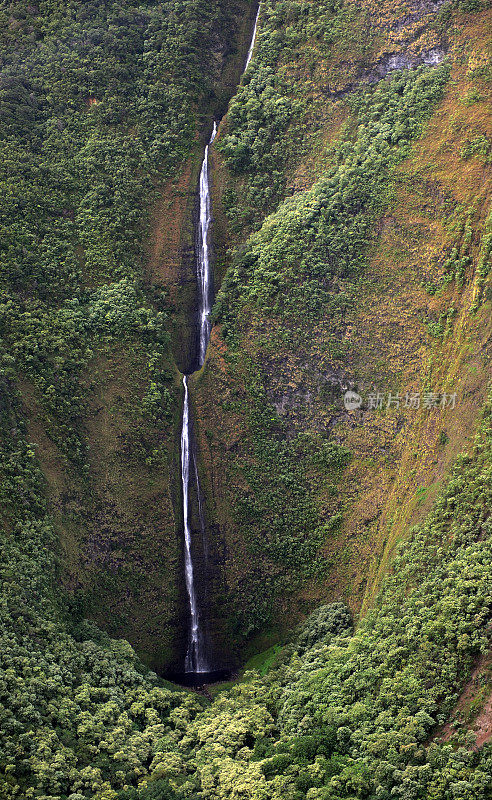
[
  {"left": 245, "top": 4, "right": 260, "bottom": 72},
  {"left": 197, "top": 121, "right": 217, "bottom": 367}
]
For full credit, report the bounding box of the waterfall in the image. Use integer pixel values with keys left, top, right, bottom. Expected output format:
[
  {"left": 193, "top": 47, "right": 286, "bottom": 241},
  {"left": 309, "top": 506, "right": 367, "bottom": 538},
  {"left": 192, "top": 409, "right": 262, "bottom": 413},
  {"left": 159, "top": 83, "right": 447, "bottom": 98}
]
[
  {"left": 181, "top": 375, "right": 207, "bottom": 673},
  {"left": 197, "top": 122, "right": 217, "bottom": 367},
  {"left": 180, "top": 122, "right": 217, "bottom": 674},
  {"left": 180, "top": 8, "right": 262, "bottom": 677},
  {"left": 245, "top": 4, "right": 260, "bottom": 72}
]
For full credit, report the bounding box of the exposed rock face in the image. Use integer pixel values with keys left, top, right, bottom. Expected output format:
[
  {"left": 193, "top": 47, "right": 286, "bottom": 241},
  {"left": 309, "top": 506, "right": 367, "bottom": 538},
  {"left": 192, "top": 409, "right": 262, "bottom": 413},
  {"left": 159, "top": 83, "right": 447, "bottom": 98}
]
[
  {"left": 325, "top": 46, "right": 446, "bottom": 97},
  {"left": 324, "top": 0, "right": 448, "bottom": 97},
  {"left": 373, "top": 46, "right": 445, "bottom": 75}
]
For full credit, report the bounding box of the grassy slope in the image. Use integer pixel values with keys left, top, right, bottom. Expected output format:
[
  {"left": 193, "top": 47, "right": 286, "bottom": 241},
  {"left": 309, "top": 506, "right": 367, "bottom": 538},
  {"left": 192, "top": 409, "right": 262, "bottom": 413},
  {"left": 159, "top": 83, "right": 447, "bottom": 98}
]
[{"left": 193, "top": 0, "right": 492, "bottom": 653}]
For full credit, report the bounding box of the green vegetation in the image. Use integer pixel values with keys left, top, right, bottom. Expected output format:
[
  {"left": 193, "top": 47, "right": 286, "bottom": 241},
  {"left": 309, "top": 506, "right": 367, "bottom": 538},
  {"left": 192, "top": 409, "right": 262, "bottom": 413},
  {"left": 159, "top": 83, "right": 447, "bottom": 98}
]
[
  {"left": 200, "top": 354, "right": 352, "bottom": 641},
  {"left": 0, "top": 0, "right": 258, "bottom": 668},
  {"left": 244, "top": 645, "right": 283, "bottom": 675},
  {"left": 217, "top": 64, "right": 450, "bottom": 332},
  {"left": 218, "top": 0, "right": 379, "bottom": 231},
  {"left": 1, "top": 280, "right": 172, "bottom": 466},
  {"left": 0, "top": 374, "right": 202, "bottom": 799},
  {"left": 472, "top": 210, "right": 492, "bottom": 310},
  {"left": 0, "top": 3, "right": 250, "bottom": 795}
]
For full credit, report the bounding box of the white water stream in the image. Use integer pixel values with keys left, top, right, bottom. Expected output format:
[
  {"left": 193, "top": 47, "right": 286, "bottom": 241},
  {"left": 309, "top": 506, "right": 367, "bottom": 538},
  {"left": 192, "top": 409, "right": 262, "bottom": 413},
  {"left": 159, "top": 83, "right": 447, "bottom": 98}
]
[
  {"left": 197, "top": 122, "right": 217, "bottom": 367},
  {"left": 245, "top": 4, "right": 260, "bottom": 72},
  {"left": 180, "top": 123, "right": 217, "bottom": 674},
  {"left": 181, "top": 375, "right": 206, "bottom": 672}
]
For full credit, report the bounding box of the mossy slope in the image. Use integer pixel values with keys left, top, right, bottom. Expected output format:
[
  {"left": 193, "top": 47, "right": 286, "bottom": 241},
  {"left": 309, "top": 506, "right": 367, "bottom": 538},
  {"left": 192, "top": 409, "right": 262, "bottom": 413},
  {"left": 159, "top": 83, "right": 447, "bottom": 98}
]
[{"left": 193, "top": 0, "right": 492, "bottom": 650}]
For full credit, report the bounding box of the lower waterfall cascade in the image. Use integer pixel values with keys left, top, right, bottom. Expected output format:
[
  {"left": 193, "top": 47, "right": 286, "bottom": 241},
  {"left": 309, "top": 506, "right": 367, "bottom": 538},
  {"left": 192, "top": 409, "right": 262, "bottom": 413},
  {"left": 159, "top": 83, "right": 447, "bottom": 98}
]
[{"left": 181, "top": 375, "right": 206, "bottom": 673}]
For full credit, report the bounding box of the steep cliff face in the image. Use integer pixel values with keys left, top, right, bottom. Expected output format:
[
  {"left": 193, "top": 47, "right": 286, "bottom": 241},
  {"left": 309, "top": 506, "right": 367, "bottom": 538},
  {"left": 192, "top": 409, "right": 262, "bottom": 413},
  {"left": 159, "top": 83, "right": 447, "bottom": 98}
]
[
  {"left": 192, "top": 0, "right": 492, "bottom": 655},
  {"left": 1, "top": 0, "right": 489, "bottom": 674},
  {"left": 1, "top": 2, "right": 492, "bottom": 798}
]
